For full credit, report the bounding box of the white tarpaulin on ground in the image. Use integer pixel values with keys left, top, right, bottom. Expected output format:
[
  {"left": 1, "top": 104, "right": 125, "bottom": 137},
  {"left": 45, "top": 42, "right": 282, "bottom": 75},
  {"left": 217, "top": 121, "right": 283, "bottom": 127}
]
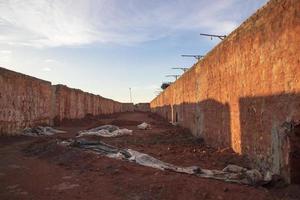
[
  {"left": 137, "top": 122, "right": 151, "bottom": 130},
  {"left": 67, "top": 139, "right": 269, "bottom": 186},
  {"left": 127, "top": 149, "right": 200, "bottom": 174},
  {"left": 23, "top": 126, "right": 66, "bottom": 137},
  {"left": 77, "top": 125, "right": 132, "bottom": 138}
]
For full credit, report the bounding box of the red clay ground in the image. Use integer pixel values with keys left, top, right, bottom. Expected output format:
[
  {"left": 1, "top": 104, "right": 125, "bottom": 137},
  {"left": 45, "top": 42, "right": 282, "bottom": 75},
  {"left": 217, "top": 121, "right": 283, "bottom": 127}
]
[{"left": 0, "top": 112, "right": 299, "bottom": 200}]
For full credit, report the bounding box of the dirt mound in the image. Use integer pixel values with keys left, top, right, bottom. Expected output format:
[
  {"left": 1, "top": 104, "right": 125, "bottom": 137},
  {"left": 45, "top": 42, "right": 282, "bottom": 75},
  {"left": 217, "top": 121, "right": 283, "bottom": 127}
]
[
  {"left": 23, "top": 139, "right": 65, "bottom": 157},
  {"left": 0, "top": 135, "right": 32, "bottom": 147},
  {"left": 111, "top": 119, "right": 142, "bottom": 126},
  {"left": 23, "top": 139, "right": 86, "bottom": 167}
]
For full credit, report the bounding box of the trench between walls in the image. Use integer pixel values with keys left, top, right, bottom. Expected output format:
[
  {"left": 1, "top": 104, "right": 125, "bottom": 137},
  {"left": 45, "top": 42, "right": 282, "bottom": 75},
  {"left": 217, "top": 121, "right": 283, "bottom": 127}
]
[{"left": 0, "top": 68, "right": 135, "bottom": 135}]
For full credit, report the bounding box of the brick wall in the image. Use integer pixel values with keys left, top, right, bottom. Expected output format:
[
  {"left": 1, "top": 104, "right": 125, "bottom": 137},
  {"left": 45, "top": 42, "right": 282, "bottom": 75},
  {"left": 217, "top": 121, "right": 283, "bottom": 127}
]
[
  {"left": 122, "top": 103, "right": 135, "bottom": 112},
  {"left": 134, "top": 103, "right": 150, "bottom": 112},
  {"left": 150, "top": 0, "right": 300, "bottom": 182},
  {"left": 0, "top": 68, "right": 53, "bottom": 135},
  {"left": 0, "top": 68, "right": 134, "bottom": 135},
  {"left": 53, "top": 85, "right": 134, "bottom": 124}
]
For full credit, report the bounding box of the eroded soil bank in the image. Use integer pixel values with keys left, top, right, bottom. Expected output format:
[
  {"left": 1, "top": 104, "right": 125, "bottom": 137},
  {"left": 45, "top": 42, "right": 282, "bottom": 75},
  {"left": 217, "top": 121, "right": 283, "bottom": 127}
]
[{"left": 0, "top": 112, "right": 299, "bottom": 200}]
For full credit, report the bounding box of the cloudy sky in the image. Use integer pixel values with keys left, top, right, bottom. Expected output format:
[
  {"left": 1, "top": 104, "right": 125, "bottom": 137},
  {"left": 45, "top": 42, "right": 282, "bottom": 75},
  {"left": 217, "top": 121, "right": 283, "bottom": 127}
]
[{"left": 0, "top": 0, "right": 268, "bottom": 103}]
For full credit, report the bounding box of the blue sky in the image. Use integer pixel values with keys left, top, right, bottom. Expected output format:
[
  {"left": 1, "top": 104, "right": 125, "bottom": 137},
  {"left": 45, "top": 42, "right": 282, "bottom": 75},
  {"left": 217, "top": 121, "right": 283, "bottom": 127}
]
[{"left": 0, "top": 0, "right": 268, "bottom": 103}]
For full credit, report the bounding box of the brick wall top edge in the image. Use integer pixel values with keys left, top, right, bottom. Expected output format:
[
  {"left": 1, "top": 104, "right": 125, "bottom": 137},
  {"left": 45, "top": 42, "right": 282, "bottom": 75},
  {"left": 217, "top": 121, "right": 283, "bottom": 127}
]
[
  {"left": 0, "top": 67, "right": 131, "bottom": 104},
  {"left": 0, "top": 66, "right": 52, "bottom": 85},
  {"left": 150, "top": 64, "right": 197, "bottom": 104},
  {"left": 54, "top": 84, "right": 100, "bottom": 96},
  {"left": 55, "top": 82, "right": 137, "bottom": 104},
  {"left": 53, "top": 84, "right": 133, "bottom": 104}
]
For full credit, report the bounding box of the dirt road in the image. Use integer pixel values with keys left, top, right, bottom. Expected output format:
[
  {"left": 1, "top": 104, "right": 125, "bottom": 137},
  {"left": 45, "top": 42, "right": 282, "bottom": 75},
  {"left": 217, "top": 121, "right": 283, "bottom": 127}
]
[{"left": 0, "top": 112, "right": 298, "bottom": 200}]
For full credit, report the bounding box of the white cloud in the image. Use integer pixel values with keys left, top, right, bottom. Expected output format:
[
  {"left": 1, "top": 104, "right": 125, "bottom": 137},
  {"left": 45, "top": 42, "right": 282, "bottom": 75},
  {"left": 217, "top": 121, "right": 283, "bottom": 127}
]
[
  {"left": 0, "top": 49, "right": 12, "bottom": 65},
  {"left": 0, "top": 0, "right": 267, "bottom": 48},
  {"left": 132, "top": 84, "right": 159, "bottom": 90},
  {"left": 44, "top": 59, "right": 57, "bottom": 63},
  {"left": 42, "top": 58, "right": 61, "bottom": 71},
  {"left": 0, "top": 50, "right": 12, "bottom": 54},
  {"left": 42, "top": 67, "right": 51, "bottom": 71}
]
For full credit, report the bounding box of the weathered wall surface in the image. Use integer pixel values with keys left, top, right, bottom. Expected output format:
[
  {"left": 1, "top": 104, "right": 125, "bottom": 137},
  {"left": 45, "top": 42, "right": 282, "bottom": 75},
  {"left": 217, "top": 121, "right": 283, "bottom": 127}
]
[
  {"left": 150, "top": 0, "right": 300, "bottom": 181},
  {"left": 134, "top": 103, "right": 150, "bottom": 112},
  {"left": 53, "top": 85, "right": 133, "bottom": 123},
  {"left": 0, "top": 68, "right": 53, "bottom": 135},
  {"left": 122, "top": 103, "right": 135, "bottom": 112},
  {"left": 0, "top": 68, "right": 134, "bottom": 135}
]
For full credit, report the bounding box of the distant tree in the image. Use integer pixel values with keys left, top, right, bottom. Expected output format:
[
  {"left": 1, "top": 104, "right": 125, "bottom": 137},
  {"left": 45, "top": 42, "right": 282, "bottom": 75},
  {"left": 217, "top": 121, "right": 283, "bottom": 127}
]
[{"left": 161, "top": 82, "right": 171, "bottom": 90}]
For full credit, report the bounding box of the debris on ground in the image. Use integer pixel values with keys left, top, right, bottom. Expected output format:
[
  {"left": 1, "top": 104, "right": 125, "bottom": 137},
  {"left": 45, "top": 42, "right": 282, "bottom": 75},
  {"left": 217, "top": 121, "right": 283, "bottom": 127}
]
[
  {"left": 23, "top": 126, "right": 66, "bottom": 137},
  {"left": 137, "top": 122, "right": 151, "bottom": 130},
  {"left": 170, "top": 122, "right": 179, "bottom": 126},
  {"left": 2, "top": 112, "right": 296, "bottom": 200},
  {"left": 127, "top": 149, "right": 200, "bottom": 174},
  {"left": 223, "top": 164, "right": 246, "bottom": 173},
  {"left": 51, "top": 182, "right": 80, "bottom": 191},
  {"left": 66, "top": 139, "right": 268, "bottom": 186},
  {"left": 77, "top": 125, "right": 132, "bottom": 137}
]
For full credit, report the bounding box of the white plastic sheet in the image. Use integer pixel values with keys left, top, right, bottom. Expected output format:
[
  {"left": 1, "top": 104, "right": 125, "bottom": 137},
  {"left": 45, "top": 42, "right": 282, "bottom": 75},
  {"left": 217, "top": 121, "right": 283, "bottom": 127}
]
[
  {"left": 68, "top": 139, "right": 267, "bottom": 186},
  {"left": 77, "top": 125, "right": 132, "bottom": 137},
  {"left": 137, "top": 122, "right": 151, "bottom": 130},
  {"left": 127, "top": 149, "right": 200, "bottom": 174}
]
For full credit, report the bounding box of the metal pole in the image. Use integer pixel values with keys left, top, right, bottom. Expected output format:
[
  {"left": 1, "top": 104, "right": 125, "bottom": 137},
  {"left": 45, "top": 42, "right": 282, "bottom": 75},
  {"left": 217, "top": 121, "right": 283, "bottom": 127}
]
[
  {"left": 172, "top": 67, "right": 189, "bottom": 72},
  {"left": 129, "top": 88, "right": 132, "bottom": 103},
  {"left": 166, "top": 75, "right": 180, "bottom": 80},
  {"left": 181, "top": 55, "right": 205, "bottom": 61},
  {"left": 200, "top": 33, "right": 226, "bottom": 40}
]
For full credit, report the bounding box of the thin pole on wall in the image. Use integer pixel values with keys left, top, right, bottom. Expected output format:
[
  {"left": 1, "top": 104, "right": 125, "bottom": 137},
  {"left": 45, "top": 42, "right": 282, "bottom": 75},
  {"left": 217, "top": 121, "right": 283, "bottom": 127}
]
[
  {"left": 166, "top": 75, "right": 180, "bottom": 80},
  {"left": 181, "top": 55, "right": 204, "bottom": 61},
  {"left": 200, "top": 33, "right": 226, "bottom": 40},
  {"left": 172, "top": 67, "right": 189, "bottom": 72},
  {"left": 129, "top": 87, "right": 132, "bottom": 103}
]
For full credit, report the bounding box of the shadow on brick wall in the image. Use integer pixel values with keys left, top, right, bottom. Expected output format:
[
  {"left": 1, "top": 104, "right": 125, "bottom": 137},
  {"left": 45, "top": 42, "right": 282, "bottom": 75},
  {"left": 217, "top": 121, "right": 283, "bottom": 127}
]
[
  {"left": 239, "top": 93, "right": 300, "bottom": 183},
  {"left": 153, "top": 99, "right": 231, "bottom": 149},
  {"left": 152, "top": 93, "right": 300, "bottom": 183}
]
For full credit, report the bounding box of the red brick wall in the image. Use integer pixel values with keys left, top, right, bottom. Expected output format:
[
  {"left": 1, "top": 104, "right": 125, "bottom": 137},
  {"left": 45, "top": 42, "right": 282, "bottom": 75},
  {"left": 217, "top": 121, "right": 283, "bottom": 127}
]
[
  {"left": 122, "top": 103, "right": 134, "bottom": 112},
  {"left": 134, "top": 103, "right": 150, "bottom": 112},
  {"left": 0, "top": 68, "right": 134, "bottom": 135},
  {"left": 150, "top": 0, "right": 300, "bottom": 181},
  {"left": 53, "top": 84, "right": 133, "bottom": 123},
  {"left": 0, "top": 67, "right": 53, "bottom": 135}
]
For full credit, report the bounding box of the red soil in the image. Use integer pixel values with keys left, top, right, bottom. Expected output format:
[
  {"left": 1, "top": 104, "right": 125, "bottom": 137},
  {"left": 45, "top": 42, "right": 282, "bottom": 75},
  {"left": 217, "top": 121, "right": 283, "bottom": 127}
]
[{"left": 0, "top": 112, "right": 299, "bottom": 200}]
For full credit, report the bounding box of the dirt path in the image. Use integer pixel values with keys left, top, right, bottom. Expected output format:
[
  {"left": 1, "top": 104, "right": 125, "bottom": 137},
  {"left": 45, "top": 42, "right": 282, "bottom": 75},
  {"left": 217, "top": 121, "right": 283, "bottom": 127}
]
[{"left": 0, "top": 112, "right": 298, "bottom": 200}]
